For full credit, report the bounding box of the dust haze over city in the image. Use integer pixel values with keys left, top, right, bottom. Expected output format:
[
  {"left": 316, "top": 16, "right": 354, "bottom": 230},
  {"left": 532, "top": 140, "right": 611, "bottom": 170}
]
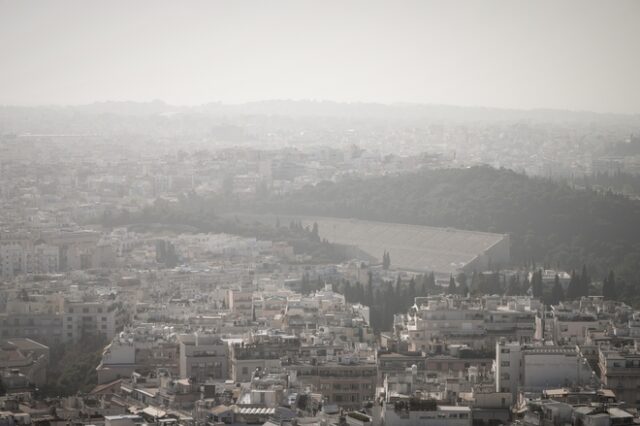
[{"left": 2, "top": 1, "right": 640, "bottom": 425}]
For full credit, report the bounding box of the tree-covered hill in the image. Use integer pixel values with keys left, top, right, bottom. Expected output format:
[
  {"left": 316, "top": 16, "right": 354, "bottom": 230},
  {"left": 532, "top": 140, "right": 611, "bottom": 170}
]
[{"left": 259, "top": 166, "right": 640, "bottom": 294}]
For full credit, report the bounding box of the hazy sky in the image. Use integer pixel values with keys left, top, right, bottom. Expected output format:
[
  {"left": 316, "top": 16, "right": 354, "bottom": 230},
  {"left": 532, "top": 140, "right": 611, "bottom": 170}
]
[{"left": 1, "top": 0, "right": 639, "bottom": 114}]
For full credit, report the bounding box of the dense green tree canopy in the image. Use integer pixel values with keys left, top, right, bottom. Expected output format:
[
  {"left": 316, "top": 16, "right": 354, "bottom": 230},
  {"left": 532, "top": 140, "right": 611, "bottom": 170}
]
[{"left": 259, "top": 166, "right": 640, "bottom": 302}]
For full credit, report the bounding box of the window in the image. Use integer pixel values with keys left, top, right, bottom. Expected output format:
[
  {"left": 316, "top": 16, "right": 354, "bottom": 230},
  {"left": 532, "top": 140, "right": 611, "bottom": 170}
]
[
  {"left": 242, "top": 367, "right": 248, "bottom": 374},
  {"left": 501, "top": 361, "right": 510, "bottom": 367},
  {"left": 98, "top": 308, "right": 103, "bottom": 313},
  {"left": 82, "top": 308, "right": 89, "bottom": 313}
]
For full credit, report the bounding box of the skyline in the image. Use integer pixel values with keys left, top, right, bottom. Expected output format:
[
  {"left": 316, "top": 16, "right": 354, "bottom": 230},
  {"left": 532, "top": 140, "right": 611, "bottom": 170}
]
[
  {"left": 3, "top": 99, "right": 640, "bottom": 119},
  {"left": 1, "top": 0, "right": 640, "bottom": 114}
]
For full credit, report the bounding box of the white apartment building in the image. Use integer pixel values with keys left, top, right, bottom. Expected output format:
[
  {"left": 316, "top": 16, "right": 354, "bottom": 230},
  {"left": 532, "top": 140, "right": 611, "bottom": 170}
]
[
  {"left": 0, "top": 240, "right": 59, "bottom": 278},
  {"left": 63, "top": 301, "right": 122, "bottom": 343},
  {"left": 381, "top": 397, "right": 472, "bottom": 426},
  {"left": 179, "top": 333, "right": 229, "bottom": 383},
  {"left": 495, "top": 340, "right": 595, "bottom": 400},
  {"left": 598, "top": 348, "right": 640, "bottom": 408},
  {"left": 405, "top": 296, "right": 536, "bottom": 352}
]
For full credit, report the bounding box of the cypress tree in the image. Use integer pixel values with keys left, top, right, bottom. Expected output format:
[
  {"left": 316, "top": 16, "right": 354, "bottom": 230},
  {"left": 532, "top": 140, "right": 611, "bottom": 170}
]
[
  {"left": 355, "top": 281, "right": 364, "bottom": 303},
  {"left": 580, "top": 265, "right": 590, "bottom": 297},
  {"left": 419, "top": 274, "right": 429, "bottom": 296},
  {"left": 603, "top": 270, "right": 617, "bottom": 300},
  {"left": 549, "top": 274, "right": 565, "bottom": 305},
  {"left": 456, "top": 272, "right": 468, "bottom": 290},
  {"left": 458, "top": 280, "right": 469, "bottom": 297},
  {"left": 409, "top": 277, "right": 416, "bottom": 301},
  {"left": 344, "top": 281, "right": 352, "bottom": 302},
  {"left": 470, "top": 270, "right": 480, "bottom": 295},
  {"left": 448, "top": 275, "right": 457, "bottom": 295},
  {"left": 505, "top": 275, "right": 519, "bottom": 296},
  {"left": 382, "top": 251, "right": 391, "bottom": 270},
  {"left": 532, "top": 270, "right": 543, "bottom": 298},
  {"left": 428, "top": 272, "right": 436, "bottom": 290},
  {"left": 521, "top": 274, "right": 531, "bottom": 295},
  {"left": 567, "top": 270, "right": 580, "bottom": 300}
]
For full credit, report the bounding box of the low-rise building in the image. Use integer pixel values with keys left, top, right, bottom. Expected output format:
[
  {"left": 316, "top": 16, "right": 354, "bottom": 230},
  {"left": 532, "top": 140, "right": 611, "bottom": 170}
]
[
  {"left": 62, "top": 300, "right": 126, "bottom": 343},
  {"left": 289, "top": 358, "right": 377, "bottom": 409},
  {"left": 381, "top": 397, "right": 472, "bottom": 426},
  {"left": 179, "top": 333, "right": 228, "bottom": 383},
  {"left": 598, "top": 348, "right": 640, "bottom": 408},
  {"left": 496, "top": 340, "right": 595, "bottom": 399}
]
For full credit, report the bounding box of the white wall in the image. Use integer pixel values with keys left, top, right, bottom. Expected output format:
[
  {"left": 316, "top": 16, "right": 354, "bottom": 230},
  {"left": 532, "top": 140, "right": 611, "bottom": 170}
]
[
  {"left": 383, "top": 405, "right": 472, "bottom": 426},
  {"left": 523, "top": 352, "right": 593, "bottom": 390},
  {"left": 103, "top": 342, "right": 136, "bottom": 365}
]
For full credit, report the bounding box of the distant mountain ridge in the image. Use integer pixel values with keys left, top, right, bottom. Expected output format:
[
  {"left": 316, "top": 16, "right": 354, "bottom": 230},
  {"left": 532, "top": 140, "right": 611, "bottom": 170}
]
[{"left": 2, "top": 100, "right": 639, "bottom": 124}]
